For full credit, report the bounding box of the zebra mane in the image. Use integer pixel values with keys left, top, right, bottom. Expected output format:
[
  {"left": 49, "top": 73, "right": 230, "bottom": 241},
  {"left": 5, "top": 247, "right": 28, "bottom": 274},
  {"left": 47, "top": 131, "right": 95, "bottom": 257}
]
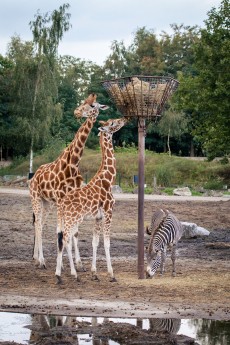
[{"left": 147, "top": 208, "right": 169, "bottom": 254}]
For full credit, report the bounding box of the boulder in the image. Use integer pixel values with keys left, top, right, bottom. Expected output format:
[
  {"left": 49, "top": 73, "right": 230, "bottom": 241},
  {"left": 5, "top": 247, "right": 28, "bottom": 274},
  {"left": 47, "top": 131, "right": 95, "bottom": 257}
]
[
  {"left": 173, "top": 187, "right": 192, "bottom": 196},
  {"left": 181, "top": 221, "right": 210, "bottom": 238},
  {"left": 112, "top": 185, "right": 123, "bottom": 193}
]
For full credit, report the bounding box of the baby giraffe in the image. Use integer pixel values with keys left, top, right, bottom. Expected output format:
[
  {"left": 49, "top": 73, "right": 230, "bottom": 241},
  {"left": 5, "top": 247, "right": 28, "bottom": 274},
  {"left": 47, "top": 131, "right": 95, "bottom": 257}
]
[{"left": 55, "top": 117, "right": 127, "bottom": 284}]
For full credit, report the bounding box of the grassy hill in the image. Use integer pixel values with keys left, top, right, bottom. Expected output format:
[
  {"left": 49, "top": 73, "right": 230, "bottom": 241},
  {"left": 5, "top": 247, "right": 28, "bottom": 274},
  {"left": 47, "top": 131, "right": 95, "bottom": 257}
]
[{"left": 1, "top": 143, "right": 229, "bottom": 194}]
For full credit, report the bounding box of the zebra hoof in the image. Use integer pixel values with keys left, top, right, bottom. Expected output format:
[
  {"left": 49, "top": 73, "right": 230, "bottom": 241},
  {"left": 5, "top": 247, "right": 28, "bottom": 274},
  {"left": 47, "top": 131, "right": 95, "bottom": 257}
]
[
  {"left": 92, "top": 275, "right": 100, "bottom": 282},
  {"left": 110, "top": 277, "right": 117, "bottom": 283}
]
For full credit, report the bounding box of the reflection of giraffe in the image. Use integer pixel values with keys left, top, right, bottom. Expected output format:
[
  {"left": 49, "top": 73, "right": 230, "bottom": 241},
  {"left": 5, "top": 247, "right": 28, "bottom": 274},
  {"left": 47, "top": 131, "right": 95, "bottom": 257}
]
[
  {"left": 29, "top": 94, "right": 108, "bottom": 268},
  {"left": 29, "top": 315, "right": 78, "bottom": 344},
  {"left": 55, "top": 118, "right": 127, "bottom": 283}
]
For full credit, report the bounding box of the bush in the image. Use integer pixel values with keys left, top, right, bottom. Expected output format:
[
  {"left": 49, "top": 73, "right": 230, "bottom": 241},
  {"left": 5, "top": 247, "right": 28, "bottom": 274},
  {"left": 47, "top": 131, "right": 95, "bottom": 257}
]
[{"left": 155, "top": 165, "right": 174, "bottom": 187}]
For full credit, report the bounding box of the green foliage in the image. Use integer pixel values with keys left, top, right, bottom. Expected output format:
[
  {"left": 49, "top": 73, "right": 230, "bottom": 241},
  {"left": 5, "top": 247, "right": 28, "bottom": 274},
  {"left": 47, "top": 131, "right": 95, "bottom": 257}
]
[
  {"left": 1, "top": 1, "right": 229, "bottom": 163},
  {"left": 2, "top": 148, "right": 230, "bottom": 193}
]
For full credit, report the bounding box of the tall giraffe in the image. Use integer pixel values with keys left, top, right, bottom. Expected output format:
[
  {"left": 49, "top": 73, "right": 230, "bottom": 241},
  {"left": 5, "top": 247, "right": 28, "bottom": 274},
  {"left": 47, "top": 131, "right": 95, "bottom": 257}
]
[
  {"left": 55, "top": 117, "right": 127, "bottom": 284},
  {"left": 29, "top": 93, "right": 108, "bottom": 268}
]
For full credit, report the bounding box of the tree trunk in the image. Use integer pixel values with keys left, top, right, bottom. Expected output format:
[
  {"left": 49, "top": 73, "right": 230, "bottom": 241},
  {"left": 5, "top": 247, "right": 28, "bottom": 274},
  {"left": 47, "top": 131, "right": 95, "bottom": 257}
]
[
  {"left": 190, "top": 139, "right": 195, "bottom": 157},
  {"left": 29, "top": 138, "right": 34, "bottom": 173},
  {"left": 167, "top": 128, "right": 171, "bottom": 156},
  {"left": 29, "top": 63, "right": 41, "bottom": 173}
]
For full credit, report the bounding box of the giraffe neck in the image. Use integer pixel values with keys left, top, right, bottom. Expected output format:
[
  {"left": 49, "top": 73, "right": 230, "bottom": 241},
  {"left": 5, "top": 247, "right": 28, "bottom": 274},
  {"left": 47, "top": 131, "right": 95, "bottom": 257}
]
[
  {"left": 60, "top": 116, "right": 96, "bottom": 166},
  {"left": 91, "top": 131, "right": 116, "bottom": 185}
]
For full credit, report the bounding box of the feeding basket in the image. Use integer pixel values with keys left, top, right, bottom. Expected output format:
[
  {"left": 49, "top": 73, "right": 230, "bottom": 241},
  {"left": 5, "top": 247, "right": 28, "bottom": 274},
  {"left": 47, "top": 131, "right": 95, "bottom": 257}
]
[{"left": 102, "top": 75, "right": 179, "bottom": 120}]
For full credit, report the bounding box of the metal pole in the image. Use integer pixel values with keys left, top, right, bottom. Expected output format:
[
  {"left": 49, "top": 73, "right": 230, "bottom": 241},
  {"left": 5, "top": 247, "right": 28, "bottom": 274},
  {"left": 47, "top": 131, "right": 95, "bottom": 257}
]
[{"left": 138, "top": 118, "right": 145, "bottom": 279}]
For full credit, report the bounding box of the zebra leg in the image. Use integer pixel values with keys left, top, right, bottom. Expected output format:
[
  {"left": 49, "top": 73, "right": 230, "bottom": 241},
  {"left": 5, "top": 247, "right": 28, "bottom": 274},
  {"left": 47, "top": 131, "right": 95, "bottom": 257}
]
[
  {"left": 160, "top": 248, "right": 167, "bottom": 275},
  {"left": 171, "top": 244, "right": 177, "bottom": 277}
]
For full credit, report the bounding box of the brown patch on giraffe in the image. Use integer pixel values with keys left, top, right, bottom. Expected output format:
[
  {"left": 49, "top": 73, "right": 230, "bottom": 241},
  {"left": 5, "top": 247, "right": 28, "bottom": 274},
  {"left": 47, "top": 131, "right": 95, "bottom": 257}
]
[
  {"left": 107, "top": 158, "right": 113, "bottom": 166},
  {"left": 64, "top": 166, "right": 71, "bottom": 179},
  {"left": 106, "top": 150, "right": 113, "bottom": 158},
  {"left": 102, "top": 179, "right": 110, "bottom": 190}
]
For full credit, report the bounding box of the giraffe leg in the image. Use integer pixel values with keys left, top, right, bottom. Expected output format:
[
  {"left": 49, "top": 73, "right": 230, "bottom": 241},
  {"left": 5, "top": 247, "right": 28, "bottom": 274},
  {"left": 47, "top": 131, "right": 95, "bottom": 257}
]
[
  {"left": 66, "top": 234, "right": 80, "bottom": 281},
  {"left": 56, "top": 205, "right": 65, "bottom": 270},
  {"left": 73, "top": 232, "right": 86, "bottom": 272},
  {"left": 32, "top": 199, "right": 46, "bottom": 268},
  {"left": 103, "top": 211, "right": 116, "bottom": 282},
  {"left": 55, "top": 231, "right": 65, "bottom": 284},
  {"left": 171, "top": 244, "right": 177, "bottom": 277},
  {"left": 91, "top": 216, "right": 102, "bottom": 281}
]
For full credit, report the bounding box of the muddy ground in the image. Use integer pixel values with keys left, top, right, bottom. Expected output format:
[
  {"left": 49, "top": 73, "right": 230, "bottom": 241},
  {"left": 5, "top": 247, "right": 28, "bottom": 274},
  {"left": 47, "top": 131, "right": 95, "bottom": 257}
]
[{"left": 0, "top": 189, "right": 229, "bottom": 344}]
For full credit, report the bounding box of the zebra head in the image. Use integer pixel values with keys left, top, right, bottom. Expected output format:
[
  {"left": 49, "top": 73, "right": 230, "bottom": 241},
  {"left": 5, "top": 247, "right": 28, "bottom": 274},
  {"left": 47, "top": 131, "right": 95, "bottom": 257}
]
[{"left": 146, "top": 245, "right": 162, "bottom": 278}]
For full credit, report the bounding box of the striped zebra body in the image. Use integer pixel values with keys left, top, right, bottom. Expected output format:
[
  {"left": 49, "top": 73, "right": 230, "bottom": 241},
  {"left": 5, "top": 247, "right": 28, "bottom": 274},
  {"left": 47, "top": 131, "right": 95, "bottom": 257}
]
[
  {"left": 146, "top": 209, "right": 183, "bottom": 278},
  {"left": 149, "top": 318, "right": 181, "bottom": 334}
]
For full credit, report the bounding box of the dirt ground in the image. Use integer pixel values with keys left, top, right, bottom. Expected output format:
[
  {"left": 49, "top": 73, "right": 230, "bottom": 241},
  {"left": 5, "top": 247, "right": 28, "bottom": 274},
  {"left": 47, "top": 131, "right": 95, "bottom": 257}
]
[{"left": 0, "top": 189, "right": 229, "bottom": 344}]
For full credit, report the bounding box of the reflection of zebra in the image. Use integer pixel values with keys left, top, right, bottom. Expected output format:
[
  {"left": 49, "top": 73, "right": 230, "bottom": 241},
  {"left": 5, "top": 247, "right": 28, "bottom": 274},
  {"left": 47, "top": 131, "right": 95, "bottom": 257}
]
[
  {"left": 146, "top": 209, "right": 184, "bottom": 277},
  {"left": 149, "top": 318, "right": 181, "bottom": 334}
]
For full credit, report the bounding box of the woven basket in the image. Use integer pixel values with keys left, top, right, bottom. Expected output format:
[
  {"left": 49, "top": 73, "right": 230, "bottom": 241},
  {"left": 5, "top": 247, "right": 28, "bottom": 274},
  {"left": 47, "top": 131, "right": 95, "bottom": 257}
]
[{"left": 102, "top": 75, "right": 179, "bottom": 119}]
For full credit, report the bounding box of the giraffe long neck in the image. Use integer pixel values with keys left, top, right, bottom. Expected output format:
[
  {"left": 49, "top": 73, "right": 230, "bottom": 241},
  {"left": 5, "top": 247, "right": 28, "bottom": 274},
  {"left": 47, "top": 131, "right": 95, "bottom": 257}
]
[
  {"left": 96, "top": 131, "right": 116, "bottom": 184},
  {"left": 60, "top": 116, "right": 96, "bottom": 166}
]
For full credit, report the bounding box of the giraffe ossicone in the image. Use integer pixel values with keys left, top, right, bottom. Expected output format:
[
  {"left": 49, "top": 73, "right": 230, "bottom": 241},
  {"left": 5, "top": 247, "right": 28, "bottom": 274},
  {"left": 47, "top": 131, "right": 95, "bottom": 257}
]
[
  {"left": 29, "top": 93, "right": 109, "bottom": 269},
  {"left": 55, "top": 117, "right": 127, "bottom": 284}
]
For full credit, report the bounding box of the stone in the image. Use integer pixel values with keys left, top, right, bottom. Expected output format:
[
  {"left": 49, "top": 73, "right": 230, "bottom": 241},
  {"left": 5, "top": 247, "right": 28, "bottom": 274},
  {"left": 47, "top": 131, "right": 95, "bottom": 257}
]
[
  {"left": 112, "top": 185, "right": 123, "bottom": 193},
  {"left": 181, "top": 222, "right": 210, "bottom": 238},
  {"left": 173, "top": 187, "right": 192, "bottom": 196}
]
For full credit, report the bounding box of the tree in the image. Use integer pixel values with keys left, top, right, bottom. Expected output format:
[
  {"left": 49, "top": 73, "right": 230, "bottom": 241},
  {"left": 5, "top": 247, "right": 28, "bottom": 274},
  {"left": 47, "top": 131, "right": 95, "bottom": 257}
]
[
  {"left": 156, "top": 107, "right": 188, "bottom": 155},
  {"left": 192, "top": 0, "right": 230, "bottom": 158},
  {"left": 8, "top": 4, "right": 71, "bottom": 172},
  {"left": 0, "top": 55, "right": 15, "bottom": 159}
]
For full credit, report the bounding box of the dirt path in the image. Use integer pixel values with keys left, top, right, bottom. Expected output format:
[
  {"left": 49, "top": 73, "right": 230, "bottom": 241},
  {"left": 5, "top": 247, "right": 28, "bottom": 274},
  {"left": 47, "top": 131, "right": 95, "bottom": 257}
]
[{"left": 0, "top": 188, "right": 229, "bottom": 321}]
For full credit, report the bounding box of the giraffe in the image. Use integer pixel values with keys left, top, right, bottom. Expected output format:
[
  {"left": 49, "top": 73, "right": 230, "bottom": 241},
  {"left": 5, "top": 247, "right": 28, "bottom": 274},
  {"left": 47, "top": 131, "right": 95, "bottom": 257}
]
[
  {"left": 29, "top": 93, "right": 109, "bottom": 269},
  {"left": 55, "top": 117, "right": 127, "bottom": 284}
]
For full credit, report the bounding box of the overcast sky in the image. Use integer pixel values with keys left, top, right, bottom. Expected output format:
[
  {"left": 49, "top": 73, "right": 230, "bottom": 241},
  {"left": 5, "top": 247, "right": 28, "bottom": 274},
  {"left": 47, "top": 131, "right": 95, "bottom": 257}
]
[{"left": 0, "top": 0, "right": 221, "bottom": 65}]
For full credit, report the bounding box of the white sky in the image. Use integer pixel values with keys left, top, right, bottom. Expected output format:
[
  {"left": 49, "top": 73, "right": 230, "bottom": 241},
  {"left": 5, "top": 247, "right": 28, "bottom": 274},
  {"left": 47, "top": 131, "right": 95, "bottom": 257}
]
[{"left": 0, "top": 0, "right": 221, "bottom": 66}]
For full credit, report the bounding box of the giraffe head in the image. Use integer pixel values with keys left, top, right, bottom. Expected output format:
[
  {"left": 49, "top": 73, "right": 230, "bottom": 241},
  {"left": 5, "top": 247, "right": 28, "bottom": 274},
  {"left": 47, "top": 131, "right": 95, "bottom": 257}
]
[
  {"left": 74, "top": 93, "right": 109, "bottom": 119},
  {"left": 98, "top": 117, "right": 127, "bottom": 135}
]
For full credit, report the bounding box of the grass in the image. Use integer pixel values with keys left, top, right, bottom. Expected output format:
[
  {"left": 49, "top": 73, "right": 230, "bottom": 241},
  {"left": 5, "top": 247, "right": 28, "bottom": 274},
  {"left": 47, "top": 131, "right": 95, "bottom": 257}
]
[{"left": 1, "top": 145, "right": 230, "bottom": 192}]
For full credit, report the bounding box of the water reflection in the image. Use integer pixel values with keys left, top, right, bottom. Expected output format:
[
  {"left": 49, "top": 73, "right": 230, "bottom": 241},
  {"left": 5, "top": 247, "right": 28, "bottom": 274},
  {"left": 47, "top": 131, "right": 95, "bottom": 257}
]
[{"left": 0, "top": 312, "right": 229, "bottom": 345}]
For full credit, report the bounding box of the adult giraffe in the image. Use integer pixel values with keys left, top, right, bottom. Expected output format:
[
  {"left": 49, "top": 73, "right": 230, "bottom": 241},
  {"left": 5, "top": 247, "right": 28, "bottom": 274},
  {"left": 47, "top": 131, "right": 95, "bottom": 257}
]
[
  {"left": 29, "top": 93, "right": 108, "bottom": 268},
  {"left": 55, "top": 117, "right": 127, "bottom": 284}
]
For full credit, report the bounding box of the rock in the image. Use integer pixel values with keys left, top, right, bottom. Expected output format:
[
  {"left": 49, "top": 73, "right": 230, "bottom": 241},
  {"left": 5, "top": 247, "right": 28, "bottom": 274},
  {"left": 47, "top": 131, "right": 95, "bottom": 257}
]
[
  {"left": 181, "top": 222, "right": 210, "bottom": 238},
  {"left": 11, "top": 176, "right": 27, "bottom": 184},
  {"left": 204, "top": 190, "right": 223, "bottom": 197},
  {"left": 173, "top": 187, "right": 192, "bottom": 196},
  {"left": 112, "top": 185, "right": 123, "bottom": 193}
]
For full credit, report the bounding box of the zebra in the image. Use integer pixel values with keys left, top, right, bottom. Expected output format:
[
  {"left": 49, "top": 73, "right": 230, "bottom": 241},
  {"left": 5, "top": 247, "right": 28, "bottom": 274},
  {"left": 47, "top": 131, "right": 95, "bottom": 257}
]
[
  {"left": 149, "top": 318, "right": 181, "bottom": 334},
  {"left": 146, "top": 208, "right": 184, "bottom": 278}
]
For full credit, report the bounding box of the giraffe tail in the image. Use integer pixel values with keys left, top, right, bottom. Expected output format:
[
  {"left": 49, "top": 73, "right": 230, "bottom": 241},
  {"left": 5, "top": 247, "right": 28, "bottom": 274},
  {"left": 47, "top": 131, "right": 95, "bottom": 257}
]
[
  {"left": 32, "top": 213, "right": 35, "bottom": 225},
  {"left": 58, "top": 232, "right": 64, "bottom": 252}
]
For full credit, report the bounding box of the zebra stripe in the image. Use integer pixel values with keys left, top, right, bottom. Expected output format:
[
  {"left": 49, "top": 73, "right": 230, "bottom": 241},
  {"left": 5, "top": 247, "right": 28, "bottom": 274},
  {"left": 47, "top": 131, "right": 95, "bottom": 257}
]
[{"left": 149, "top": 318, "right": 181, "bottom": 334}]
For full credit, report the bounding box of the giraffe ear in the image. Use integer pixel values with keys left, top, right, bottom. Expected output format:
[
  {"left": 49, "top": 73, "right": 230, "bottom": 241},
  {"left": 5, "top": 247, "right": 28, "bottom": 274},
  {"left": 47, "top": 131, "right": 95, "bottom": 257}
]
[
  {"left": 99, "top": 120, "right": 106, "bottom": 126},
  {"left": 92, "top": 103, "right": 109, "bottom": 111}
]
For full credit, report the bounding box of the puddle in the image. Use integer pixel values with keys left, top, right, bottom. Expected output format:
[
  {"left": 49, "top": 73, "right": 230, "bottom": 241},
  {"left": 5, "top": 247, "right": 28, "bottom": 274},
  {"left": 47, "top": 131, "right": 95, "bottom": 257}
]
[{"left": 0, "top": 312, "right": 229, "bottom": 345}]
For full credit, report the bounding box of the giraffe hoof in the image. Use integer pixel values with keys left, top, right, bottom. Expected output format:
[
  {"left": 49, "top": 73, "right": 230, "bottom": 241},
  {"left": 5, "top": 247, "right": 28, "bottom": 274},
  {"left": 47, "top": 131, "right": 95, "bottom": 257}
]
[
  {"left": 110, "top": 277, "right": 117, "bottom": 283},
  {"left": 56, "top": 275, "right": 63, "bottom": 285},
  {"left": 92, "top": 275, "right": 100, "bottom": 282},
  {"left": 76, "top": 276, "right": 81, "bottom": 283},
  {"left": 77, "top": 266, "right": 86, "bottom": 272}
]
